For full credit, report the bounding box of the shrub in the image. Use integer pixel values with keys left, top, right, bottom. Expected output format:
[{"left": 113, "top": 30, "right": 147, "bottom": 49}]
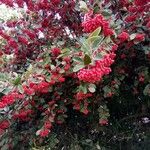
[{"left": 0, "top": 0, "right": 149, "bottom": 149}]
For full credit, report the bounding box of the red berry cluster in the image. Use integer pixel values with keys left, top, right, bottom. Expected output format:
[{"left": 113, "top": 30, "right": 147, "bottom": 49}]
[
  {"left": 73, "top": 92, "right": 92, "bottom": 115},
  {"left": 77, "top": 53, "right": 116, "bottom": 83},
  {"left": 0, "top": 92, "right": 24, "bottom": 108},
  {"left": 82, "top": 12, "right": 114, "bottom": 36},
  {"left": 75, "top": 92, "right": 92, "bottom": 101}
]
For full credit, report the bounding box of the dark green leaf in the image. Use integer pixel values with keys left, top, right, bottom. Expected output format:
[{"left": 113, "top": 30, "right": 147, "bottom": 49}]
[
  {"left": 84, "top": 54, "right": 91, "bottom": 65},
  {"left": 79, "top": 84, "right": 88, "bottom": 94},
  {"left": 143, "top": 84, "right": 150, "bottom": 96},
  {"left": 13, "top": 76, "right": 21, "bottom": 85}
]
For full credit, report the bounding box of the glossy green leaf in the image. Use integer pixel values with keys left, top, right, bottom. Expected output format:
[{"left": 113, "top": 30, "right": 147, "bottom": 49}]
[
  {"left": 87, "top": 36, "right": 101, "bottom": 44},
  {"left": 89, "top": 27, "right": 101, "bottom": 38},
  {"left": 73, "top": 57, "right": 83, "bottom": 63},
  {"left": 84, "top": 54, "right": 91, "bottom": 65},
  {"left": 92, "top": 35, "right": 104, "bottom": 50},
  {"left": 80, "top": 38, "right": 90, "bottom": 53},
  {"left": 73, "top": 64, "right": 84, "bottom": 72}
]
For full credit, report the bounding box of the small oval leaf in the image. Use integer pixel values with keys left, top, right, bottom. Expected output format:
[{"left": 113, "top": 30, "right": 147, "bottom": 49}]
[
  {"left": 79, "top": 1, "right": 89, "bottom": 12},
  {"left": 73, "top": 64, "right": 84, "bottom": 72},
  {"left": 88, "top": 83, "right": 96, "bottom": 93},
  {"left": 84, "top": 54, "right": 91, "bottom": 65}
]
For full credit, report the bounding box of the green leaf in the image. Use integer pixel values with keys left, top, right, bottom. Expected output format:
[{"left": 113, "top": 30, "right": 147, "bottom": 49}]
[
  {"left": 92, "top": 36, "right": 104, "bottom": 50},
  {"left": 13, "top": 76, "right": 21, "bottom": 85},
  {"left": 36, "top": 130, "right": 41, "bottom": 136},
  {"left": 1, "top": 144, "right": 8, "bottom": 150},
  {"left": 0, "top": 139, "right": 6, "bottom": 147},
  {"left": 98, "top": 104, "right": 110, "bottom": 118},
  {"left": 102, "top": 10, "right": 111, "bottom": 17},
  {"left": 143, "top": 84, "right": 150, "bottom": 96},
  {"left": 88, "top": 84, "right": 96, "bottom": 93},
  {"left": 27, "top": 64, "right": 33, "bottom": 72},
  {"left": 89, "top": 27, "right": 101, "bottom": 38},
  {"left": 103, "top": 86, "right": 111, "bottom": 93},
  {"left": 80, "top": 38, "right": 90, "bottom": 53},
  {"left": 94, "top": 6, "right": 100, "bottom": 13},
  {"left": 58, "top": 48, "right": 70, "bottom": 58},
  {"left": 59, "top": 69, "right": 65, "bottom": 74},
  {"left": 79, "top": 1, "right": 89, "bottom": 12},
  {"left": 80, "top": 84, "right": 88, "bottom": 94},
  {"left": 62, "top": 48, "right": 70, "bottom": 53},
  {"left": 18, "top": 85, "right": 24, "bottom": 94},
  {"left": 94, "top": 53, "right": 103, "bottom": 60},
  {"left": 105, "top": 36, "right": 111, "bottom": 43},
  {"left": 87, "top": 36, "right": 101, "bottom": 44},
  {"left": 58, "top": 52, "right": 69, "bottom": 58},
  {"left": 73, "top": 64, "right": 84, "bottom": 72},
  {"left": 0, "top": 73, "right": 9, "bottom": 81},
  {"left": 57, "top": 41, "right": 64, "bottom": 46},
  {"left": 73, "top": 57, "right": 83, "bottom": 63},
  {"left": 48, "top": 133, "right": 59, "bottom": 148},
  {"left": 1, "top": 88, "right": 11, "bottom": 94},
  {"left": 78, "top": 83, "right": 88, "bottom": 94},
  {"left": 130, "top": 33, "right": 136, "bottom": 40},
  {"left": 84, "top": 54, "right": 91, "bottom": 65}
]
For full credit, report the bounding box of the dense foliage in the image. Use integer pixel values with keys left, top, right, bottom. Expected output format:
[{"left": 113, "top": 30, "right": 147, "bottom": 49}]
[{"left": 0, "top": 0, "right": 150, "bottom": 149}]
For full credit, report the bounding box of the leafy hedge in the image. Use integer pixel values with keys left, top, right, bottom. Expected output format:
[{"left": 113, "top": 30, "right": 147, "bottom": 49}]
[{"left": 0, "top": 0, "right": 149, "bottom": 149}]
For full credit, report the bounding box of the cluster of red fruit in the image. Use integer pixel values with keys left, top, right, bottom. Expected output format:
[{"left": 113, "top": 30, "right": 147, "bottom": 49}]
[
  {"left": 77, "top": 53, "right": 116, "bottom": 83},
  {"left": 82, "top": 12, "right": 114, "bottom": 36}
]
